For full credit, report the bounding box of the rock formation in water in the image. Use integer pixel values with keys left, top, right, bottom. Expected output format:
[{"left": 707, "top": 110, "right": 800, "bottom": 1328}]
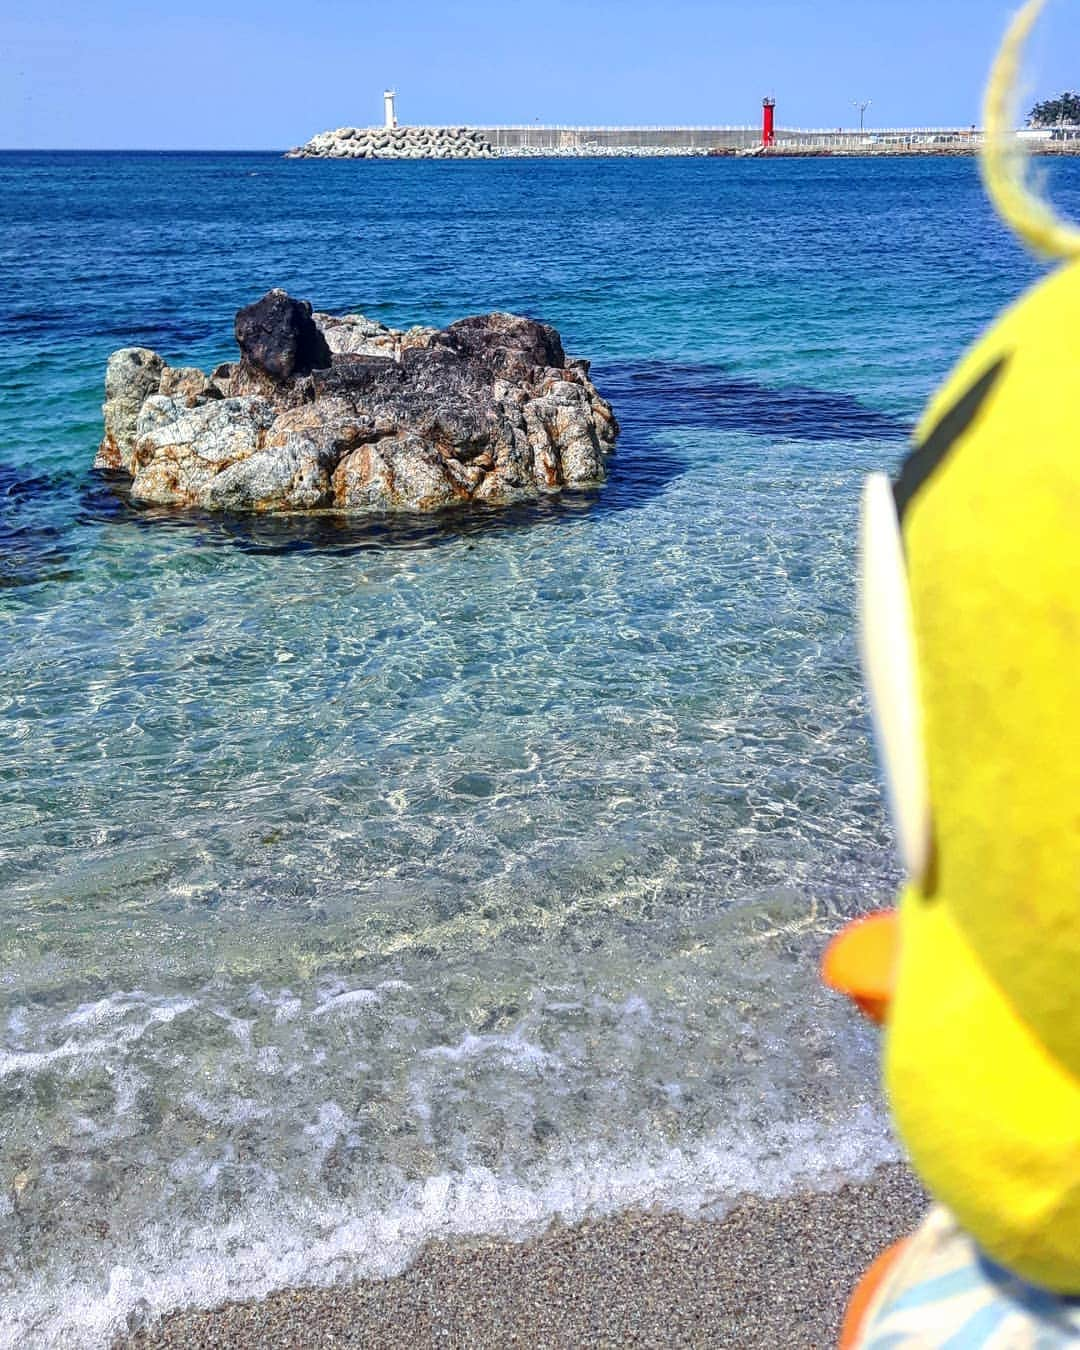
[
  {"left": 94, "top": 290, "right": 618, "bottom": 514},
  {"left": 286, "top": 126, "right": 495, "bottom": 160}
]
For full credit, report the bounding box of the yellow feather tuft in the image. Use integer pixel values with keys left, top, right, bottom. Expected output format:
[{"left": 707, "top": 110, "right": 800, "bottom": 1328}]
[{"left": 982, "top": 0, "right": 1080, "bottom": 258}]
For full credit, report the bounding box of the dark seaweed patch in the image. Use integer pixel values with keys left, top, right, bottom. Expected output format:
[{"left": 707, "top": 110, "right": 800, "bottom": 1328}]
[
  {"left": 0, "top": 462, "right": 78, "bottom": 589},
  {"left": 598, "top": 361, "right": 911, "bottom": 443},
  {"left": 0, "top": 462, "right": 60, "bottom": 504}
]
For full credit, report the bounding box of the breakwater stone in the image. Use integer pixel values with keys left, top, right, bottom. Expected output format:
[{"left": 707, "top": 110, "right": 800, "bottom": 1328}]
[
  {"left": 94, "top": 290, "right": 618, "bottom": 514},
  {"left": 286, "top": 126, "right": 495, "bottom": 160}
]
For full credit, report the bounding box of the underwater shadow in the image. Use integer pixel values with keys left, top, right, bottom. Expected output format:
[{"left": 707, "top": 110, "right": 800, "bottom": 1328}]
[
  {"left": 599, "top": 360, "right": 913, "bottom": 443},
  {"left": 79, "top": 469, "right": 665, "bottom": 557},
  {"left": 0, "top": 464, "right": 79, "bottom": 590}
]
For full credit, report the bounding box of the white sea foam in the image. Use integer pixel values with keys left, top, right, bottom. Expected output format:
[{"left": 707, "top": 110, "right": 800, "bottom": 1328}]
[
  {"left": 311, "top": 988, "right": 380, "bottom": 1017},
  {"left": 420, "top": 1030, "right": 560, "bottom": 1073},
  {"left": 4, "top": 1104, "right": 899, "bottom": 1349},
  {"left": 0, "top": 993, "right": 195, "bottom": 1081},
  {"left": 310, "top": 979, "right": 411, "bottom": 1019}
]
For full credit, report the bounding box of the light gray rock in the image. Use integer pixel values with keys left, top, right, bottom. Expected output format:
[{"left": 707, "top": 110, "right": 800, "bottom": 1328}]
[
  {"left": 95, "top": 347, "right": 165, "bottom": 471},
  {"left": 129, "top": 397, "right": 276, "bottom": 504},
  {"left": 136, "top": 394, "right": 189, "bottom": 437},
  {"left": 333, "top": 433, "right": 464, "bottom": 512},
  {"left": 203, "top": 442, "right": 330, "bottom": 512},
  {"left": 314, "top": 312, "right": 400, "bottom": 358},
  {"left": 159, "top": 365, "right": 217, "bottom": 405}
]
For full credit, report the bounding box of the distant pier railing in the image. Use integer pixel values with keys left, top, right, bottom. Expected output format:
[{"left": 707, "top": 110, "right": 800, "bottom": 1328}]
[
  {"left": 467, "top": 124, "right": 1078, "bottom": 154},
  {"left": 479, "top": 125, "right": 763, "bottom": 151}
]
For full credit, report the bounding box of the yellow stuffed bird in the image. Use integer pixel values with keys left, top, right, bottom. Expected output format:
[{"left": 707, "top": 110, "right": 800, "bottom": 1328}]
[{"left": 823, "top": 1, "right": 1080, "bottom": 1343}]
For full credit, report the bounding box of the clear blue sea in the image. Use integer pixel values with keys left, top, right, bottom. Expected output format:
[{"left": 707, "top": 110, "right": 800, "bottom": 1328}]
[{"left": 0, "top": 151, "right": 1069, "bottom": 1345}]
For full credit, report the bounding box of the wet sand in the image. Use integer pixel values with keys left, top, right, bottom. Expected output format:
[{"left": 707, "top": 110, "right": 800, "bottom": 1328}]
[{"left": 122, "top": 1163, "right": 926, "bottom": 1349}]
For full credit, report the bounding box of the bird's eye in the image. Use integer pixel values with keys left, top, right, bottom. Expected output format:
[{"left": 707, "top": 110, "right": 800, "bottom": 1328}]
[{"left": 859, "top": 473, "right": 933, "bottom": 887}]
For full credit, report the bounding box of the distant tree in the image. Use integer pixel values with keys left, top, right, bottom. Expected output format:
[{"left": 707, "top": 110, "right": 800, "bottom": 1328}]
[{"left": 1029, "top": 92, "right": 1080, "bottom": 126}]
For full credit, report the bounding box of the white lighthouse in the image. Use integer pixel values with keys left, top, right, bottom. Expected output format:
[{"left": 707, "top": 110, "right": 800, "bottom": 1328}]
[{"left": 383, "top": 90, "right": 398, "bottom": 130}]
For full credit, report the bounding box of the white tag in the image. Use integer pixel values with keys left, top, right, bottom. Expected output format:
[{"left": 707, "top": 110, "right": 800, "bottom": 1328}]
[{"left": 858, "top": 473, "right": 933, "bottom": 886}]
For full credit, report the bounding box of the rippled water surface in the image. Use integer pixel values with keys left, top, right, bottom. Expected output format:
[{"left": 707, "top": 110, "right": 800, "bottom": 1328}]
[{"left": 0, "top": 152, "right": 1068, "bottom": 1345}]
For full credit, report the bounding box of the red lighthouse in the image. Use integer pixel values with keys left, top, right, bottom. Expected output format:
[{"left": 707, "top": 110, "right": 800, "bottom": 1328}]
[{"left": 762, "top": 98, "right": 776, "bottom": 148}]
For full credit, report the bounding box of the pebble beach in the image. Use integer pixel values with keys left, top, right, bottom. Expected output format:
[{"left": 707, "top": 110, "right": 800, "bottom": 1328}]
[{"left": 122, "top": 1166, "right": 927, "bottom": 1348}]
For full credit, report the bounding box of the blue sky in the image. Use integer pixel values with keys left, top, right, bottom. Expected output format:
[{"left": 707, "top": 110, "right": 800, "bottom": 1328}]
[{"left": 1, "top": 0, "right": 1077, "bottom": 149}]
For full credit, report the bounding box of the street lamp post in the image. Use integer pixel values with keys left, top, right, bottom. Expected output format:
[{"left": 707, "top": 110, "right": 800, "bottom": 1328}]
[{"left": 853, "top": 99, "right": 872, "bottom": 136}]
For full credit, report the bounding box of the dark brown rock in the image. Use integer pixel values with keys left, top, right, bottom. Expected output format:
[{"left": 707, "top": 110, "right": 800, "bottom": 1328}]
[
  {"left": 438, "top": 313, "right": 566, "bottom": 381},
  {"left": 234, "top": 289, "right": 332, "bottom": 382}
]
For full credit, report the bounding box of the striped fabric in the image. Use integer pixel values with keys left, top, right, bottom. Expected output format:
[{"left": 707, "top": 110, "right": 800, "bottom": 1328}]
[{"left": 856, "top": 1207, "right": 1080, "bottom": 1348}]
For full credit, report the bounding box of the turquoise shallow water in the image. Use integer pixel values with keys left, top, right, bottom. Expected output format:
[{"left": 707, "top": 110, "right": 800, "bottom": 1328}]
[{"left": 0, "top": 152, "right": 1071, "bottom": 1345}]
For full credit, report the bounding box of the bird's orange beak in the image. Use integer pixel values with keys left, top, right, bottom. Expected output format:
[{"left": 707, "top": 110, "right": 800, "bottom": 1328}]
[{"left": 821, "top": 910, "right": 899, "bottom": 1025}]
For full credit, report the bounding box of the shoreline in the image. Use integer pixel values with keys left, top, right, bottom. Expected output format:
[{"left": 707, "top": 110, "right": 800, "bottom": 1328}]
[{"left": 121, "top": 1164, "right": 927, "bottom": 1348}]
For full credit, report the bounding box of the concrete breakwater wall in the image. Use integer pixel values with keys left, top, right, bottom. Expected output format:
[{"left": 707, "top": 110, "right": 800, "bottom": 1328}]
[
  {"left": 479, "top": 126, "right": 998, "bottom": 155},
  {"left": 287, "top": 126, "right": 495, "bottom": 159},
  {"left": 482, "top": 126, "right": 764, "bottom": 152},
  {"left": 286, "top": 124, "right": 763, "bottom": 161},
  {"left": 494, "top": 143, "right": 721, "bottom": 158},
  {"left": 485, "top": 126, "right": 1080, "bottom": 156},
  {"left": 286, "top": 124, "right": 1080, "bottom": 161}
]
